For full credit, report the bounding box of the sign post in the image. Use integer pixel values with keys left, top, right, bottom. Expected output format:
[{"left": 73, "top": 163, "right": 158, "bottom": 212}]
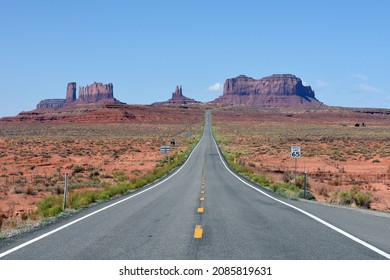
[
  {"left": 290, "top": 146, "right": 301, "bottom": 177},
  {"left": 303, "top": 171, "right": 308, "bottom": 199},
  {"left": 160, "top": 145, "right": 171, "bottom": 164},
  {"left": 63, "top": 173, "right": 69, "bottom": 210}
]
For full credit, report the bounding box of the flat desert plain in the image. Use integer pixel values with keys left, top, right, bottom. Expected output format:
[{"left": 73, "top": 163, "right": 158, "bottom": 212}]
[
  {"left": 1, "top": 105, "right": 390, "bottom": 232},
  {"left": 0, "top": 107, "right": 203, "bottom": 231},
  {"left": 212, "top": 106, "right": 390, "bottom": 212}
]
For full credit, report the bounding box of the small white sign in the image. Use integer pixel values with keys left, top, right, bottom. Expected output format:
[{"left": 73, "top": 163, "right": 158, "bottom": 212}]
[
  {"left": 291, "top": 146, "right": 301, "bottom": 158},
  {"left": 160, "top": 146, "right": 171, "bottom": 153}
]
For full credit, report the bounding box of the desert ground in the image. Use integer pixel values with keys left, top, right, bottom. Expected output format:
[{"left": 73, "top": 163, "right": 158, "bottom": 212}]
[
  {"left": 0, "top": 105, "right": 204, "bottom": 231},
  {"left": 1, "top": 104, "right": 390, "bottom": 232},
  {"left": 212, "top": 106, "right": 390, "bottom": 212}
]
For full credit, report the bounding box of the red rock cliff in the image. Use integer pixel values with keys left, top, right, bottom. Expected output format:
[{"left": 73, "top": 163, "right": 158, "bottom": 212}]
[
  {"left": 214, "top": 74, "right": 323, "bottom": 107},
  {"left": 37, "top": 82, "right": 122, "bottom": 109}
]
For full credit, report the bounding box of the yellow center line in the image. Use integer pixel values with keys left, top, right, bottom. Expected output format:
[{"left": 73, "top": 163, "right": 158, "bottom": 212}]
[
  {"left": 194, "top": 225, "right": 203, "bottom": 239},
  {"left": 197, "top": 207, "right": 204, "bottom": 213}
]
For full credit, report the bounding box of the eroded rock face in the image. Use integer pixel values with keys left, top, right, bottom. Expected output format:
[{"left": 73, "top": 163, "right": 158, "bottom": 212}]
[
  {"left": 66, "top": 82, "right": 77, "bottom": 104},
  {"left": 77, "top": 82, "right": 114, "bottom": 103},
  {"left": 153, "top": 85, "right": 200, "bottom": 105},
  {"left": 214, "top": 74, "right": 323, "bottom": 107},
  {"left": 37, "top": 99, "right": 66, "bottom": 109},
  {"left": 36, "top": 82, "right": 121, "bottom": 109}
]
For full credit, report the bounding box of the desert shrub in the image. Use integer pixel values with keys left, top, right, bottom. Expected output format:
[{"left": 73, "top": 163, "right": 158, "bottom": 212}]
[
  {"left": 112, "top": 170, "right": 129, "bottom": 182},
  {"left": 252, "top": 174, "right": 270, "bottom": 186},
  {"left": 106, "top": 183, "right": 131, "bottom": 197},
  {"left": 294, "top": 175, "right": 310, "bottom": 189},
  {"left": 13, "top": 187, "right": 23, "bottom": 194},
  {"left": 77, "top": 191, "right": 98, "bottom": 206},
  {"left": 338, "top": 191, "right": 354, "bottom": 205},
  {"left": 68, "top": 191, "right": 98, "bottom": 209},
  {"left": 37, "top": 196, "right": 63, "bottom": 217},
  {"left": 333, "top": 187, "right": 372, "bottom": 208},
  {"left": 89, "top": 169, "right": 100, "bottom": 178},
  {"left": 46, "top": 205, "right": 63, "bottom": 217},
  {"left": 270, "top": 183, "right": 301, "bottom": 200},
  {"left": 72, "top": 164, "right": 85, "bottom": 175},
  {"left": 100, "top": 173, "right": 113, "bottom": 179},
  {"left": 144, "top": 174, "right": 155, "bottom": 184},
  {"left": 52, "top": 183, "right": 64, "bottom": 194},
  {"left": 297, "top": 190, "right": 316, "bottom": 200},
  {"left": 282, "top": 172, "right": 294, "bottom": 183},
  {"left": 352, "top": 190, "right": 372, "bottom": 208},
  {"left": 133, "top": 178, "right": 148, "bottom": 189},
  {"left": 25, "top": 186, "right": 37, "bottom": 195},
  {"left": 316, "top": 186, "right": 329, "bottom": 197},
  {"left": 21, "top": 212, "right": 29, "bottom": 221},
  {"left": 97, "top": 191, "right": 111, "bottom": 201}
]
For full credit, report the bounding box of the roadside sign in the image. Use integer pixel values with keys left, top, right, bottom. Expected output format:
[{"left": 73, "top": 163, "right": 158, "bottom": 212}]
[
  {"left": 170, "top": 139, "right": 178, "bottom": 146},
  {"left": 160, "top": 146, "right": 170, "bottom": 153},
  {"left": 291, "top": 146, "right": 301, "bottom": 158}
]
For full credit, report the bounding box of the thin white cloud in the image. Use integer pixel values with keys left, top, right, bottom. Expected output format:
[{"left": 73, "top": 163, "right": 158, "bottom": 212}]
[
  {"left": 208, "top": 82, "right": 223, "bottom": 92},
  {"left": 351, "top": 74, "right": 368, "bottom": 81},
  {"left": 316, "top": 80, "right": 329, "bottom": 88},
  {"left": 358, "top": 84, "right": 385, "bottom": 94}
]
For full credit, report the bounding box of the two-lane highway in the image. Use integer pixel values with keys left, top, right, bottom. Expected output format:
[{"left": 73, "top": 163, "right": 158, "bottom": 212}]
[{"left": 0, "top": 111, "right": 389, "bottom": 259}]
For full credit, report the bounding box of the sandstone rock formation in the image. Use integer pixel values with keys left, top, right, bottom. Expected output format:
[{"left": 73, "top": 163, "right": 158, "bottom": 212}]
[
  {"left": 153, "top": 85, "right": 200, "bottom": 105},
  {"left": 36, "top": 99, "right": 66, "bottom": 109},
  {"left": 37, "top": 82, "right": 122, "bottom": 109},
  {"left": 213, "top": 74, "right": 323, "bottom": 107},
  {"left": 66, "top": 82, "right": 77, "bottom": 104},
  {"left": 78, "top": 82, "right": 114, "bottom": 103}
]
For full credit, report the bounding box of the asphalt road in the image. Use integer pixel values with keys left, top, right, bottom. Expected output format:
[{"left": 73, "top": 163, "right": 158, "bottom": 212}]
[{"left": 0, "top": 111, "right": 389, "bottom": 260}]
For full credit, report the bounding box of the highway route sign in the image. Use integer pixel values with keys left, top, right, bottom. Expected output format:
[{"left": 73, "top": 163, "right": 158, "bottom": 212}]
[
  {"left": 160, "top": 145, "right": 170, "bottom": 153},
  {"left": 291, "top": 146, "right": 301, "bottom": 158}
]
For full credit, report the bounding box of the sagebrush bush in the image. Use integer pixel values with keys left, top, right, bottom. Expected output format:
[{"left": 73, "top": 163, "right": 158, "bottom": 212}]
[
  {"left": 72, "top": 164, "right": 85, "bottom": 175},
  {"left": 37, "top": 196, "right": 63, "bottom": 217},
  {"left": 333, "top": 187, "right": 372, "bottom": 208},
  {"left": 294, "top": 175, "right": 310, "bottom": 189}
]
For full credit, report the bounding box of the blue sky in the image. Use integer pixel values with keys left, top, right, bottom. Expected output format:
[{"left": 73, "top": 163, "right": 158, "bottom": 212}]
[{"left": 1, "top": 0, "right": 389, "bottom": 117}]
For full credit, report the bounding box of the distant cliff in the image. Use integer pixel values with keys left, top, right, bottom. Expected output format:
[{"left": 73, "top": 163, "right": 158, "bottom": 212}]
[
  {"left": 37, "top": 82, "right": 122, "bottom": 109},
  {"left": 213, "top": 74, "right": 323, "bottom": 107}
]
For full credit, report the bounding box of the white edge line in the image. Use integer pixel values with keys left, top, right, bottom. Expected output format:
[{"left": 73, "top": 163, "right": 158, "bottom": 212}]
[
  {"left": 0, "top": 133, "right": 205, "bottom": 259},
  {"left": 211, "top": 133, "right": 390, "bottom": 260}
]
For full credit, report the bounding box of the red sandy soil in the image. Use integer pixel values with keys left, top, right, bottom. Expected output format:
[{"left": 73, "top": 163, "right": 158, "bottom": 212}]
[
  {"left": 1, "top": 104, "right": 390, "bottom": 230},
  {"left": 212, "top": 106, "right": 390, "bottom": 212},
  {"left": 0, "top": 105, "right": 204, "bottom": 229}
]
